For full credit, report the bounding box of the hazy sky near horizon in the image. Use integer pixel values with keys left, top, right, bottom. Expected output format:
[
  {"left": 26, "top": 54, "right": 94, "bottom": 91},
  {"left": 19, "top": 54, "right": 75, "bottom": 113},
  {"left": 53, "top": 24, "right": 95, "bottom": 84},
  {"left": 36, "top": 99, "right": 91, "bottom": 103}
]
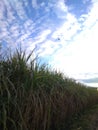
[{"left": 0, "top": 0, "right": 98, "bottom": 86}]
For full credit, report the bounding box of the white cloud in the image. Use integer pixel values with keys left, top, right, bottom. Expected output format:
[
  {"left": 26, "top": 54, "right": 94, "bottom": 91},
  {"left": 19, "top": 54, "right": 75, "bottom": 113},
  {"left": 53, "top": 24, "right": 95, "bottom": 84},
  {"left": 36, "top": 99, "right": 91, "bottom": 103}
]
[
  {"left": 37, "top": 39, "right": 60, "bottom": 56},
  {"left": 32, "top": 29, "right": 51, "bottom": 44},
  {"left": 3, "top": 0, "right": 16, "bottom": 22},
  {"left": 15, "top": 2, "right": 27, "bottom": 20},
  {"left": 53, "top": 0, "right": 68, "bottom": 19},
  {"left": 83, "top": 0, "right": 90, "bottom": 4},
  {"left": 56, "top": 0, "right": 68, "bottom": 12},
  {"left": 0, "top": 0, "right": 65, "bottom": 53},
  {"left": 0, "top": 1, "right": 5, "bottom": 19},
  {"left": 32, "top": 0, "right": 38, "bottom": 9},
  {"left": 82, "top": 1, "right": 98, "bottom": 28},
  {"left": 86, "top": 83, "right": 98, "bottom": 87},
  {"left": 18, "top": 29, "right": 53, "bottom": 56},
  {"left": 52, "top": 12, "right": 81, "bottom": 46},
  {"left": 49, "top": 2, "right": 98, "bottom": 79},
  {"left": 0, "top": 0, "right": 37, "bottom": 49}
]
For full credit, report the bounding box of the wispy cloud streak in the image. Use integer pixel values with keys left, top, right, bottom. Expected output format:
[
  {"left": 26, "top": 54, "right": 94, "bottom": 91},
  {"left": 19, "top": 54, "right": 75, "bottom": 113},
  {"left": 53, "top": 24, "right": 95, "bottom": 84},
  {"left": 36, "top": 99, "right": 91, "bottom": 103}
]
[{"left": 0, "top": 0, "right": 68, "bottom": 53}]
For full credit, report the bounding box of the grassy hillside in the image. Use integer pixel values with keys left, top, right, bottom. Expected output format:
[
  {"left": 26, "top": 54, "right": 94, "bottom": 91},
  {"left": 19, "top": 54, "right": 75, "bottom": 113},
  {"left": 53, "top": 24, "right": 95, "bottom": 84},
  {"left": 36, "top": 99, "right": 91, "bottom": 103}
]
[{"left": 0, "top": 49, "right": 98, "bottom": 130}]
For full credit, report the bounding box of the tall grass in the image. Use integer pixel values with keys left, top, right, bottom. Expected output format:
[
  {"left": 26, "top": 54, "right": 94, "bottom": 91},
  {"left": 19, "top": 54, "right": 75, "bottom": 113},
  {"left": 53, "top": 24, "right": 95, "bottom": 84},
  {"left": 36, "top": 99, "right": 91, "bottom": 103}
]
[{"left": 0, "top": 49, "right": 98, "bottom": 130}]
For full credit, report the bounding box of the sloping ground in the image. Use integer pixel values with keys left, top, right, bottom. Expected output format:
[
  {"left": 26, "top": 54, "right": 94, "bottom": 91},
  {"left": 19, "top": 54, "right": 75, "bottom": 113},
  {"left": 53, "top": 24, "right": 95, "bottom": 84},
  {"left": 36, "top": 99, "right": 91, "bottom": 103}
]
[{"left": 70, "top": 104, "right": 98, "bottom": 130}]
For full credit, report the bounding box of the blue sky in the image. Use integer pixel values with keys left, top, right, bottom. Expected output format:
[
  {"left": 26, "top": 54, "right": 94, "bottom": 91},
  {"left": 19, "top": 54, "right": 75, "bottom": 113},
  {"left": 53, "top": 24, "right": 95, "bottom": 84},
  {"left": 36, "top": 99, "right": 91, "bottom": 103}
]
[{"left": 0, "top": 0, "right": 98, "bottom": 87}]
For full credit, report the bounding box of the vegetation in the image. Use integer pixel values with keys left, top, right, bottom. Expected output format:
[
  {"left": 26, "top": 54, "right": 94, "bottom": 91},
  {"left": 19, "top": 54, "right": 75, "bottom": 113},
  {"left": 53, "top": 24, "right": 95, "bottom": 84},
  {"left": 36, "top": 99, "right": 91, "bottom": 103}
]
[
  {"left": 0, "top": 48, "right": 98, "bottom": 130},
  {"left": 70, "top": 104, "right": 98, "bottom": 130}
]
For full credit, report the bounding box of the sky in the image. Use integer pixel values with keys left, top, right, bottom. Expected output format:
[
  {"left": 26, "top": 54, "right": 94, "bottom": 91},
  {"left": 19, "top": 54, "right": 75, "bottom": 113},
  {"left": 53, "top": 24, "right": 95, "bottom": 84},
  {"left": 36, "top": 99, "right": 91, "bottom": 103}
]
[{"left": 0, "top": 0, "right": 98, "bottom": 87}]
